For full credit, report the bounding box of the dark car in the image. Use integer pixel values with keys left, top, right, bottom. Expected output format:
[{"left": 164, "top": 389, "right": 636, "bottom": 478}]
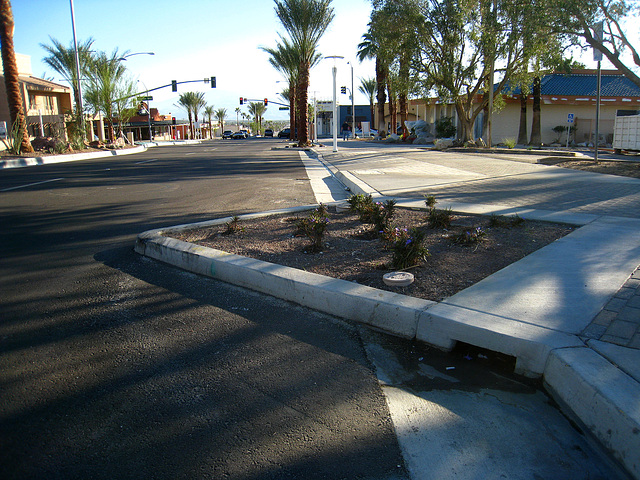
[
  {"left": 222, "top": 130, "right": 233, "bottom": 139},
  {"left": 264, "top": 128, "right": 274, "bottom": 137},
  {"left": 231, "top": 131, "right": 246, "bottom": 139},
  {"left": 278, "top": 128, "right": 291, "bottom": 138}
]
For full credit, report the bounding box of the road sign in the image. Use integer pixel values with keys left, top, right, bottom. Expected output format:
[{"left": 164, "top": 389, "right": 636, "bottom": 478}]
[
  {"left": 567, "top": 113, "right": 575, "bottom": 124},
  {"left": 279, "top": 107, "right": 289, "bottom": 111},
  {"left": 139, "top": 95, "right": 153, "bottom": 101}
]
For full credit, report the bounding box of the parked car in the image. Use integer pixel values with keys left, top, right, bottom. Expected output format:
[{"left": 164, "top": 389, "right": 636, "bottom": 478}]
[
  {"left": 232, "top": 131, "right": 247, "bottom": 139},
  {"left": 222, "top": 130, "right": 233, "bottom": 139},
  {"left": 240, "top": 130, "right": 249, "bottom": 138},
  {"left": 264, "top": 128, "right": 274, "bottom": 137},
  {"left": 278, "top": 128, "right": 291, "bottom": 138}
]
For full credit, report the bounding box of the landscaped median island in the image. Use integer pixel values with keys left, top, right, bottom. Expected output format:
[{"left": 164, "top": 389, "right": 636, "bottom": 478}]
[{"left": 170, "top": 196, "right": 575, "bottom": 302}]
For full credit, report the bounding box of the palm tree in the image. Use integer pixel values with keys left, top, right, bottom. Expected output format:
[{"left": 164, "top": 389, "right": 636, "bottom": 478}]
[
  {"left": 40, "top": 36, "right": 94, "bottom": 115},
  {"left": 0, "top": 0, "right": 33, "bottom": 153},
  {"left": 274, "top": 0, "right": 334, "bottom": 147},
  {"left": 357, "top": 29, "right": 388, "bottom": 135},
  {"left": 177, "top": 91, "right": 205, "bottom": 139},
  {"left": 84, "top": 49, "right": 131, "bottom": 142},
  {"left": 215, "top": 108, "right": 227, "bottom": 135},
  {"left": 358, "top": 77, "right": 376, "bottom": 130},
  {"left": 204, "top": 105, "right": 215, "bottom": 138},
  {"left": 262, "top": 37, "right": 305, "bottom": 141},
  {"left": 247, "top": 102, "right": 266, "bottom": 135},
  {"left": 235, "top": 107, "right": 241, "bottom": 130}
]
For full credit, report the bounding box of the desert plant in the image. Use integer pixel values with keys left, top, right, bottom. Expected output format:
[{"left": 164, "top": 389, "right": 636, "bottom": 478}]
[
  {"left": 347, "top": 193, "right": 373, "bottom": 212},
  {"left": 424, "top": 195, "right": 437, "bottom": 211},
  {"left": 295, "top": 205, "right": 329, "bottom": 251},
  {"left": 348, "top": 194, "right": 396, "bottom": 233},
  {"left": 502, "top": 137, "right": 516, "bottom": 149},
  {"left": 435, "top": 116, "right": 456, "bottom": 139},
  {"left": 452, "top": 227, "right": 486, "bottom": 245},
  {"left": 3, "top": 118, "right": 24, "bottom": 155},
  {"left": 488, "top": 214, "right": 525, "bottom": 228},
  {"left": 382, "top": 226, "right": 430, "bottom": 269},
  {"left": 427, "top": 207, "right": 453, "bottom": 229},
  {"left": 223, "top": 216, "right": 244, "bottom": 235}
]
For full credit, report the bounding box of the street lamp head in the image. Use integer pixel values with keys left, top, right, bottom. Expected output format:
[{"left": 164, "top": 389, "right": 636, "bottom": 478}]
[{"left": 119, "top": 52, "right": 155, "bottom": 61}]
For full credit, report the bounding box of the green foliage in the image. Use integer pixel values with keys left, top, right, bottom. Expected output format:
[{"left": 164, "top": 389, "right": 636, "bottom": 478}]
[
  {"left": 488, "top": 214, "right": 525, "bottom": 228},
  {"left": 5, "top": 118, "right": 25, "bottom": 155},
  {"left": 295, "top": 205, "right": 329, "bottom": 252},
  {"left": 502, "top": 137, "right": 516, "bottom": 149},
  {"left": 424, "top": 194, "right": 437, "bottom": 211},
  {"left": 223, "top": 216, "right": 244, "bottom": 235},
  {"left": 427, "top": 207, "right": 453, "bottom": 229},
  {"left": 452, "top": 226, "right": 486, "bottom": 245},
  {"left": 347, "top": 194, "right": 397, "bottom": 233},
  {"left": 381, "top": 226, "right": 430, "bottom": 269},
  {"left": 435, "top": 116, "right": 456, "bottom": 138}
]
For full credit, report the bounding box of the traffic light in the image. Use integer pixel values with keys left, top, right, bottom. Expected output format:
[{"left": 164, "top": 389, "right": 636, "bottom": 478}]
[
  {"left": 264, "top": 98, "right": 268, "bottom": 106},
  {"left": 239, "top": 97, "right": 243, "bottom": 105},
  {"left": 171, "top": 80, "right": 177, "bottom": 92},
  {"left": 172, "top": 117, "right": 176, "bottom": 125},
  {"left": 211, "top": 76, "right": 216, "bottom": 88},
  {"left": 340, "top": 86, "right": 346, "bottom": 94}
]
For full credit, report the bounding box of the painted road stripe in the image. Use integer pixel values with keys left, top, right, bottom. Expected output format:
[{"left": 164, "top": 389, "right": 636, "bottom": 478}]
[
  {"left": 135, "top": 158, "right": 159, "bottom": 165},
  {"left": 1, "top": 177, "right": 65, "bottom": 192}
]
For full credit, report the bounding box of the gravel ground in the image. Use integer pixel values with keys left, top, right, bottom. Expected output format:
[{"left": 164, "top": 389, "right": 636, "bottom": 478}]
[{"left": 172, "top": 208, "right": 574, "bottom": 302}]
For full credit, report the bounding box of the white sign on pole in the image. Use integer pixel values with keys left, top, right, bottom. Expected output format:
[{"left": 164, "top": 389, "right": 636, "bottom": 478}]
[{"left": 594, "top": 21, "right": 604, "bottom": 62}]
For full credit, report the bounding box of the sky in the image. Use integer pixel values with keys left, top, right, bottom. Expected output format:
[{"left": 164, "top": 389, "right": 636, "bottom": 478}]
[{"left": 12, "top": 0, "right": 376, "bottom": 121}]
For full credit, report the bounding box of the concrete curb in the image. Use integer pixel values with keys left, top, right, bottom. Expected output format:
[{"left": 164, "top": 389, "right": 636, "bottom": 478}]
[
  {"left": 134, "top": 205, "right": 640, "bottom": 479},
  {"left": 0, "top": 145, "right": 147, "bottom": 169},
  {"left": 544, "top": 347, "right": 640, "bottom": 478}
]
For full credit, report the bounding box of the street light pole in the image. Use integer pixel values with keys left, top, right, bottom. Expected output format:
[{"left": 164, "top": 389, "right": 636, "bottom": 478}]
[
  {"left": 69, "top": 0, "right": 85, "bottom": 141},
  {"left": 348, "top": 61, "right": 355, "bottom": 138},
  {"left": 325, "top": 56, "right": 344, "bottom": 152}
]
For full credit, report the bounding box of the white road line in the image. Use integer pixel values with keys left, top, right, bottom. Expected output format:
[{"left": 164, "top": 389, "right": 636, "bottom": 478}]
[
  {"left": 1, "top": 177, "right": 65, "bottom": 192},
  {"left": 134, "top": 158, "right": 159, "bottom": 164}
]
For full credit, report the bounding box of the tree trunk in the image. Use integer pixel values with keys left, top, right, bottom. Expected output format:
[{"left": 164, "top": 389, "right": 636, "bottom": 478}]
[
  {"left": 0, "top": 0, "right": 33, "bottom": 153},
  {"left": 517, "top": 93, "right": 528, "bottom": 145},
  {"left": 289, "top": 83, "right": 296, "bottom": 141},
  {"left": 375, "top": 59, "right": 387, "bottom": 135},
  {"left": 529, "top": 76, "right": 541, "bottom": 147},
  {"left": 387, "top": 85, "right": 397, "bottom": 136},
  {"left": 297, "top": 61, "right": 310, "bottom": 147},
  {"left": 399, "top": 92, "right": 408, "bottom": 137}
]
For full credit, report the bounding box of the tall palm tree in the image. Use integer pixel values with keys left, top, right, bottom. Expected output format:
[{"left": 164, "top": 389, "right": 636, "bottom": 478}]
[
  {"left": 262, "top": 38, "right": 306, "bottom": 141},
  {"left": 204, "top": 105, "right": 215, "bottom": 138},
  {"left": 40, "top": 36, "right": 94, "bottom": 115},
  {"left": 215, "top": 107, "right": 227, "bottom": 135},
  {"left": 0, "top": 0, "right": 33, "bottom": 153},
  {"left": 247, "top": 102, "right": 266, "bottom": 135},
  {"left": 177, "top": 91, "right": 205, "bottom": 139},
  {"left": 357, "top": 29, "right": 387, "bottom": 135},
  {"left": 274, "top": 0, "right": 334, "bottom": 147},
  {"left": 84, "top": 49, "right": 130, "bottom": 142},
  {"left": 358, "top": 77, "right": 376, "bottom": 129}
]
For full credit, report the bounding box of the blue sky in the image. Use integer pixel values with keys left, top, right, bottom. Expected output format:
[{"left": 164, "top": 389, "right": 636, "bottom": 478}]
[{"left": 13, "top": 0, "right": 375, "bottom": 121}]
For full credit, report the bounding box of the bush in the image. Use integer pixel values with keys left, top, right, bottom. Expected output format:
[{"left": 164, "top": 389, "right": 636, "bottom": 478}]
[
  {"left": 435, "top": 116, "right": 456, "bottom": 139},
  {"left": 295, "top": 205, "right": 329, "bottom": 252},
  {"left": 488, "top": 214, "right": 524, "bottom": 228},
  {"left": 427, "top": 207, "right": 453, "bottom": 229},
  {"left": 347, "top": 194, "right": 397, "bottom": 233},
  {"left": 223, "top": 216, "right": 244, "bottom": 235},
  {"left": 502, "top": 137, "right": 516, "bottom": 149},
  {"left": 452, "top": 226, "right": 486, "bottom": 245},
  {"left": 382, "top": 226, "right": 430, "bottom": 269}
]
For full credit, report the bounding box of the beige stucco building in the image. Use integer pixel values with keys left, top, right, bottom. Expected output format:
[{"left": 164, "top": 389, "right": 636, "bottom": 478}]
[{"left": 0, "top": 53, "right": 73, "bottom": 143}]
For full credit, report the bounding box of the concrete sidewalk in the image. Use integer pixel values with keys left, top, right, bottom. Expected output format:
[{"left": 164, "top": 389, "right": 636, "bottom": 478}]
[{"left": 135, "top": 144, "right": 640, "bottom": 479}]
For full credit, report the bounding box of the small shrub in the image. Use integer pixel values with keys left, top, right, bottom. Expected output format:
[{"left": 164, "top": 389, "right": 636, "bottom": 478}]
[
  {"left": 382, "top": 226, "right": 430, "bottom": 269},
  {"left": 424, "top": 195, "right": 437, "bottom": 211},
  {"left": 488, "top": 214, "right": 525, "bottom": 228},
  {"left": 502, "top": 137, "right": 516, "bottom": 149},
  {"left": 295, "top": 205, "right": 329, "bottom": 252},
  {"left": 452, "top": 227, "right": 486, "bottom": 245},
  {"left": 223, "top": 216, "right": 244, "bottom": 235},
  {"left": 347, "top": 193, "right": 373, "bottom": 213},
  {"left": 348, "top": 194, "right": 397, "bottom": 233},
  {"left": 427, "top": 207, "right": 453, "bottom": 229},
  {"left": 435, "top": 116, "right": 457, "bottom": 139}
]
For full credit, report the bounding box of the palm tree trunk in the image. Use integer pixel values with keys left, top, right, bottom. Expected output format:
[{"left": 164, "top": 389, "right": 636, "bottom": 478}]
[
  {"left": 399, "top": 93, "right": 408, "bottom": 137},
  {"left": 297, "top": 61, "right": 310, "bottom": 146},
  {"left": 0, "top": 0, "right": 33, "bottom": 153},
  {"left": 289, "top": 83, "right": 296, "bottom": 141},
  {"left": 375, "top": 59, "right": 387, "bottom": 135}
]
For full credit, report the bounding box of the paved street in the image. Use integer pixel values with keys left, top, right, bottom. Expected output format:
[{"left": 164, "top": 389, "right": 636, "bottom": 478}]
[{"left": 0, "top": 140, "right": 628, "bottom": 479}]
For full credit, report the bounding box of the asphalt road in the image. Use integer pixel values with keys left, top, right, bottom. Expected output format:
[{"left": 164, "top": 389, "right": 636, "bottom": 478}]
[
  {"left": 0, "top": 140, "right": 407, "bottom": 480},
  {"left": 0, "top": 139, "right": 627, "bottom": 479}
]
